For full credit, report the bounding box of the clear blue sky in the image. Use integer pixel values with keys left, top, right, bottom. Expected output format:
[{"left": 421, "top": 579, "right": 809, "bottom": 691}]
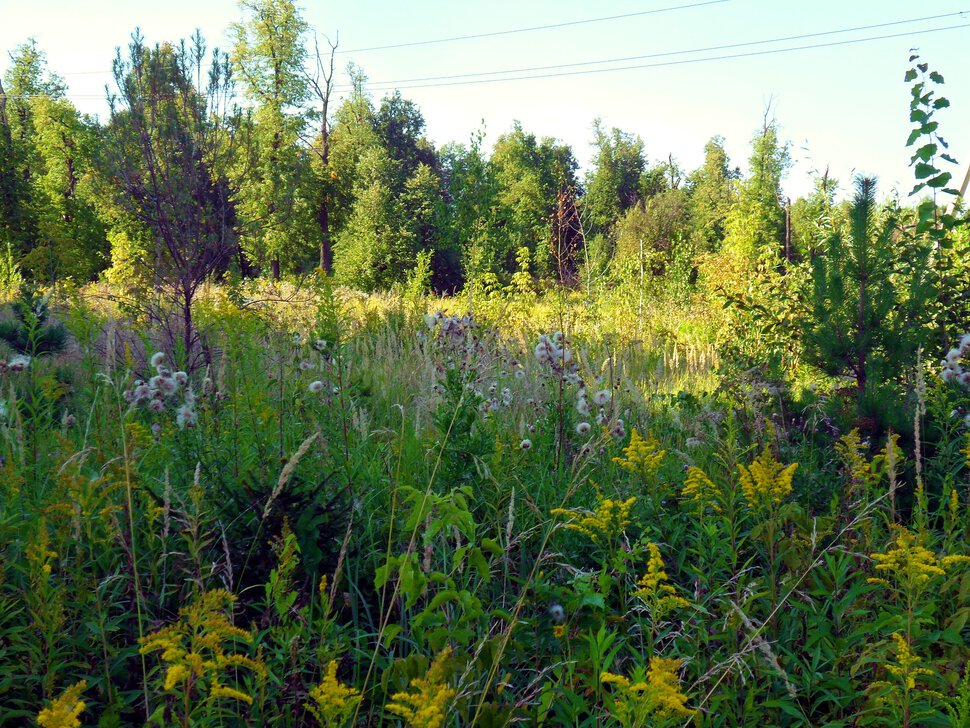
[{"left": 2, "top": 0, "right": 968, "bottom": 199}]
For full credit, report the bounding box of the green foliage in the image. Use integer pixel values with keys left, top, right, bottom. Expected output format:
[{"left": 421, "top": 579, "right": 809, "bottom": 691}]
[
  {"left": 230, "top": 0, "right": 313, "bottom": 276},
  {"left": 687, "top": 136, "right": 738, "bottom": 253},
  {"left": 584, "top": 120, "right": 646, "bottom": 236},
  {"left": 0, "top": 285, "right": 67, "bottom": 356}
]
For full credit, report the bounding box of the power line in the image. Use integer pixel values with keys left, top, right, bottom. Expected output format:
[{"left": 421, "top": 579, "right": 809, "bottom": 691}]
[
  {"left": 338, "top": 11, "right": 968, "bottom": 88},
  {"left": 355, "top": 23, "right": 970, "bottom": 93},
  {"left": 336, "top": 0, "right": 730, "bottom": 54},
  {"left": 4, "top": 21, "right": 967, "bottom": 102},
  {"left": 51, "top": 0, "right": 731, "bottom": 77}
]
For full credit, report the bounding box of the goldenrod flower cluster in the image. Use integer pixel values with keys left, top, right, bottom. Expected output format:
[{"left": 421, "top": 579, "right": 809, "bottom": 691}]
[
  {"left": 385, "top": 647, "right": 455, "bottom": 728},
  {"left": 868, "top": 633, "right": 940, "bottom": 699},
  {"left": 37, "top": 681, "right": 86, "bottom": 728},
  {"left": 835, "top": 429, "right": 877, "bottom": 496},
  {"left": 681, "top": 466, "right": 721, "bottom": 513},
  {"left": 552, "top": 494, "right": 637, "bottom": 545},
  {"left": 601, "top": 657, "right": 695, "bottom": 726},
  {"left": 632, "top": 543, "right": 690, "bottom": 619},
  {"left": 738, "top": 446, "right": 797, "bottom": 511},
  {"left": 139, "top": 589, "right": 266, "bottom": 706},
  {"left": 306, "top": 660, "right": 362, "bottom": 727},
  {"left": 884, "top": 633, "right": 932, "bottom": 690},
  {"left": 868, "top": 527, "right": 970, "bottom": 589},
  {"left": 613, "top": 429, "right": 666, "bottom": 480}
]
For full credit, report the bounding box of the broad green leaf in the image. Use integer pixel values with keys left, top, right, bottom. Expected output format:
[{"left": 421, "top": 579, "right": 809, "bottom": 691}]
[{"left": 914, "top": 143, "right": 937, "bottom": 161}]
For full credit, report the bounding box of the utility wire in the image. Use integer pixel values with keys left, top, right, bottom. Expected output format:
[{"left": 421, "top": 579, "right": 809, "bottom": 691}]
[
  {"left": 339, "top": 11, "right": 968, "bottom": 88},
  {"left": 3, "top": 20, "right": 966, "bottom": 101},
  {"left": 51, "top": 0, "right": 730, "bottom": 76},
  {"left": 355, "top": 23, "right": 970, "bottom": 93},
  {"left": 336, "top": 0, "right": 729, "bottom": 53}
]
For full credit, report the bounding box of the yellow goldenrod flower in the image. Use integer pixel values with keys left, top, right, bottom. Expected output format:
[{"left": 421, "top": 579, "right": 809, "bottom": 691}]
[
  {"left": 835, "top": 429, "right": 878, "bottom": 497},
  {"left": 385, "top": 647, "right": 455, "bottom": 728},
  {"left": 646, "top": 657, "right": 696, "bottom": 718},
  {"left": 140, "top": 590, "right": 266, "bottom": 708},
  {"left": 681, "top": 467, "right": 721, "bottom": 513},
  {"left": 738, "top": 446, "right": 797, "bottom": 511},
  {"left": 867, "top": 527, "right": 959, "bottom": 589},
  {"left": 163, "top": 663, "right": 191, "bottom": 691},
  {"left": 884, "top": 633, "right": 932, "bottom": 691},
  {"left": 210, "top": 681, "right": 255, "bottom": 705},
  {"left": 306, "top": 660, "right": 362, "bottom": 727},
  {"left": 37, "top": 681, "right": 86, "bottom": 728},
  {"left": 552, "top": 493, "right": 637, "bottom": 546},
  {"left": 614, "top": 429, "right": 666, "bottom": 480},
  {"left": 632, "top": 544, "right": 690, "bottom": 619},
  {"left": 600, "top": 657, "right": 695, "bottom": 727}
]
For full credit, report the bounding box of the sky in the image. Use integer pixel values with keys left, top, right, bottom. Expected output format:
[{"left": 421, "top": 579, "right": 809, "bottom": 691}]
[{"left": 2, "top": 0, "right": 969, "bottom": 200}]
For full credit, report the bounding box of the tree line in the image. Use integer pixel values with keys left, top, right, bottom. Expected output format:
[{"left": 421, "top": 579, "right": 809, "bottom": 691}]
[{"left": 0, "top": 0, "right": 811, "bottom": 296}]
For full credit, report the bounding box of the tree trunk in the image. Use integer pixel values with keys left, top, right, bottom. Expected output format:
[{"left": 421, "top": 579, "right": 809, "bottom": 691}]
[
  {"left": 271, "top": 258, "right": 281, "bottom": 280},
  {"left": 319, "top": 199, "right": 332, "bottom": 274}
]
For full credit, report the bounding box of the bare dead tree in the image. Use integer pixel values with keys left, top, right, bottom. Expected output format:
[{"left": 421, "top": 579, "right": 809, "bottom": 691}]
[{"left": 304, "top": 32, "right": 338, "bottom": 274}]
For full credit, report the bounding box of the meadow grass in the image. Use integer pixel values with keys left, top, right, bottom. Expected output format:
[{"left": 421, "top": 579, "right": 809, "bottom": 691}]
[{"left": 1, "top": 281, "right": 968, "bottom": 727}]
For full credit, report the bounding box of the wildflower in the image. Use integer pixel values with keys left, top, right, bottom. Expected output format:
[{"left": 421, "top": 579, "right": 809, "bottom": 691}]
[
  {"left": 836, "top": 429, "right": 878, "bottom": 498},
  {"left": 601, "top": 657, "right": 695, "bottom": 724},
  {"left": 308, "top": 380, "right": 325, "bottom": 393},
  {"left": 593, "top": 389, "right": 611, "bottom": 406},
  {"left": 867, "top": 632, "right": 941, "bottom": 717},
  {"left": 176, "top": 405, "right": 196, "bottom": 429},
  {"left": 681, "top": 466, "right": 721, "bottom": 513},
  {"left": 738, "top": 446, "right": 797, "bottom": 511},
  {"left": 577, "top": 397, "right": 591, "bottom": 417},
  {"left": 8, "top": 354, "right": 30, "bottom": 372},
  {"left": 576, "top": 421, "right": 591, "bottom": 436},
  {"left": 140, "top": 590, "right": 266, "bottom": 708},
  {"left": 148, "top": 399, "right": 165, "bottom": 413},
  {"left": 868, "top": 526, "right": 969, "bottom": 589},
  {"left": 150, "top": 351, "right": 165, "bottom": 369},
  {"left": 552, "top": 492, "right": 636, "bottom": 545},
  {"left": 385, "top": 647, "right": 455, "bottom": 728},
  {"left": 614, "top": 429, "right": 666, "bottom": 480},
  {"left": 520, "top": 439, "right": 532, "bottom": 451},
  {"left": 306, "top": 660, "right": 362, "bottom": 727},
  {"left": 37, "top": 680, "right": 86, "bottom": 728},
  {"left": 632, "top": 543, "right": 691, "bottom": 619},
  {"left": 173, "top": 371, "right": 188, "bottom": 386},
  {"left": 552, "top": 624, "right": 567, "bottom": 639},
  {"left": 314, "top": 338, "right": 329, "bottom": 351}
]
